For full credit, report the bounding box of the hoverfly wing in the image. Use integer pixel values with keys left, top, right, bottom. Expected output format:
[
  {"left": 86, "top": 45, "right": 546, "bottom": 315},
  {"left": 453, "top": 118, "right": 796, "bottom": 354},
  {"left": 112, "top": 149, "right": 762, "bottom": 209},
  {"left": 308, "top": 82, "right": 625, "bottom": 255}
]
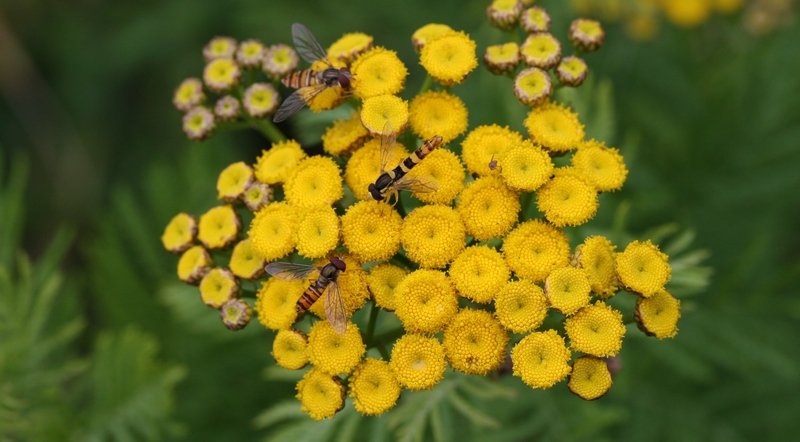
[
  {"left": 291, "top": 23, "right": 331, "bottom": 65},
  {"left": 273, "top": 84, "right": 326, "bottom": 123},
  {"left": 392, "top": 175, "right": 439, "bottom": 194},
  {"left": 265, "top": 262, "right": 320, "bottom": 281},
  {"left": 379, "top": 120, "right": 398, "bottom": 174},
  {"left": 323, "top": 281, "right": 348, "bottom": 335}
]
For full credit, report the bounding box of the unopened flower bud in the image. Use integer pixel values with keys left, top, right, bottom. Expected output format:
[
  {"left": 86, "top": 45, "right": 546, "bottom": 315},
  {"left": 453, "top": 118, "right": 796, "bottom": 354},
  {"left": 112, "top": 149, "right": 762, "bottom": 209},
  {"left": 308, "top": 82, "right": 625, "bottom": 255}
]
[
  {"left": 487, "top": 0, "right": 524, "bottom": 30},
  {"left": 243, "top": 182, "right": 271, "bottom": 211},
  {"left": 220, "top": 299, "right": 252, "bottom": 330},
  {"left": 513, "top": 67, "right": 552, "bottom": 107},
  {"left": 556, "top": 56, "right": 588, "bottom": 87},
  {"left": 173, "top": 78, "right": 205, "bottom": 112},
  {"left": 236, "top": 39, "right": 265, "bottom": 68},
  {"left": 569, "top": 18, "right": 605, "bottom": 53},
  {"left": 263, "top": 44, "right": 299, "bottom": 81},
  {"left": 521, "top": 6, "right": 551, "bottom": 33},
  {"left": 214, "top": 96, "right": 241, "bottom": 121},
  {"left": 203, "top": 36, "right": 237, "bottom": 62},
  {"left": 520, "top": 33, "right": 562, "bottom": 69},
  {"left": 182, "top": 107, "right": 215, "bottom": 141},
  {"left": 199, "top": 268, "right": 239, "bottom": 309},
  {"left": 484, "top": 42, "right": 520, "bottom": 75}
]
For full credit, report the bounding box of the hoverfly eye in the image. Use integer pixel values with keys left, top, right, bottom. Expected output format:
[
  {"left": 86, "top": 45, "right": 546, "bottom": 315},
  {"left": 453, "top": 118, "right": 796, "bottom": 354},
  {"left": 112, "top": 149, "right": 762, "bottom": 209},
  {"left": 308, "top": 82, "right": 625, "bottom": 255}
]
[{"left": 338, "top": 72, "right": 351, "bottom": 89}]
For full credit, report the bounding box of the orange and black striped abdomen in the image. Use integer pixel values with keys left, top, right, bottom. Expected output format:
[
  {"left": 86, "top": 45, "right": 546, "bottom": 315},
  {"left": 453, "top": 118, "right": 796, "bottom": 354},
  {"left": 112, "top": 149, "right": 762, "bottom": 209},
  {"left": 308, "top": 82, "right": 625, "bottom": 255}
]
[
  {"left": 389, "top": 136, "right": 443, "bottom": 182},
  {"left": 296, "top": 278, "right": 329, "bottom": 313},
  {"left": 282, "top": 69, "right": 321, "bottom": 89}
]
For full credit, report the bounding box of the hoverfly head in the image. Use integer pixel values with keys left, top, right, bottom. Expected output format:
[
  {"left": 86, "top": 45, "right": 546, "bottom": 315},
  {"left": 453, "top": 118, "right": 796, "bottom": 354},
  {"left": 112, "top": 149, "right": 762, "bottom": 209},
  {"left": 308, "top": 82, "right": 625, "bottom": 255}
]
[
  {"left": 330, "top": 256, "right": 347, "bottom": 272},
  {"left": 338, "top": 68, "right": 352, "bottom": 89},
  {"left": 367, "top": 183, "right": 383, "bottom": 201}
]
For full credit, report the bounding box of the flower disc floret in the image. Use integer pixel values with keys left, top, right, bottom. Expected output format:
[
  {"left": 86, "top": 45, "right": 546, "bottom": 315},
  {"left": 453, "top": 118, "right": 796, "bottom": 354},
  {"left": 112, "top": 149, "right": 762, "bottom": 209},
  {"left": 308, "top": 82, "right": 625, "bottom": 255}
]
[
  {"left": 367, "top": 264, "right": 408, "bottom": 311},
  {"left": 229, "top": 238, "right": 267, "bottom": 280},
  {"left": 345, "top": 138, "right": 408, "bottom": 201},
  {"left": 520, "top": 33, "right": 562, "bottom": 69},
  {"left": 571, "top": 140, "right": 628, "bottom": 192},
  {"left": 484, "top": 42, "right": 520, "bottom": 75},
  {"left": 327, "top": 32, "right": 374, "bottom": 63},
  {"left": 401, "top": 205, "right": 466, "bottom": 269},
  {"left": 521, "top": 6, "right": 552, "bottom": 33},
  {"left": 296, "top": 368, "right": 345, "bottom": 420},
  {"left": 263, "top": 44, "right": 299, "bottom": 80},
  {"left": 162, "top": 213, "right": 197, "bottom": 254},
  {"left": 456, "top": 176, "right": 520, "bottom": 241},
  {"left": 243, "top": 182, "right": 271, "bottom": 212},
  {"left": 461, "top": 125, "right": 524, "bottom": 176},
  {"left": 536, "top": 174, "right": 598, "bottom": 227},
  {"left": 217, "top": 162, "right": 254, "bottom": 202},
  {"left": 177, "top": 245, "right": 212, "bottom": 284},
  {"left": 514, "top": 67, "right": 553, "bottom": 107},
  {"left": 295, "top": 206, "right": 340, "bottom": 259},
  {"left": 494, "top": 279, "right": 548, "bottom": 333},
  {"left": 486, "top": 0, "right": 524, "bottom": 30},
  {"left": 340, "top": 200, "right": 402, "bottom": 262},
  {"left": 634, "top": 289, "right": 681, "bottom": 339},
  {"left": 499, "top": 140, "right": 553, "bottom": 191},
  {"left": 253, "top": 139, "right": 307, "bottom": 185},
  {"left": 443, "top": 309, "right": 509, "bottom": 375},
  {"left": 203, "top": 58, "right": 240, "bottom": 92},
  {"left": 524, "top": 102, "right": 585, "bottom": 152},
  {"left": 198, "top": 205, "right": 240, "bottom": 249},
  {"left": 390, "top": 334, "right": 446, "bottom": 390},
  {"left": 351, "top": 47, "right": 408, "bottom": 99},
  {"left": 243, "top": 83, "right": 279, "bottom": 117},
  {"left": 248, "top": 202, "right": 298, "bottom": 261},
  {"left": 574, "top": 236, "right": 618, "bottom": 298},
  {"left": 199, "top": 268, "right": 239, "bottom": 309},
  {"left": 173, "top": 78, "right": 205, "bottom": 112},
  {"left": 394, "top": 269, "right": 458, "bottom": 334},
  {"left": 235, "top": 39, "right": 265, "bottom": 68},
  {"left": 420, "top": 31, "right": 478, "bottom": 86},
  {"left": 449, "top": 246, "right": 510, "bottom": 304},
  {"left": 556, "top": 56, "right": 588, "bottom": 87},
  {"left": 411, "top": 24, "right": 454, "bottom": 52},
  {"left": 512, "top": 330, "right": 572, "bottom": 389},
  {"left": 615, "top": 240, "right": 671, "bottom": 297},
  {"left": 565, "top": 302, "right": 626, "bottom": 357},
  {"left": 406, "top": 149, "right": 465, "bottom": 205},
  {"left": 408, "top": 90, "right": 468, "bottom": 143},
  {"left": 203, "top": 36, "right": 236, "bottom": 61},
  {"left": 503, "top": 219, "right": 571, "bottom": 283},
  {"left": 182, "top": 107, "right": 215, "bottom": 141},
  {"left": 272, "top": 329, "right": 309, "bottom": 370},
  {"left": 284, "top": 156, "right": 343, "bottom": 209},
  {"left": 322, "top": 112, "right": 370, "bottom": 156},
  {"left": 349, "top": 358, "right": 401, "bottom": 416},
  {"left": 255, "top": 278, "right": 304, "bottom": 330},
  {"left": 568, "top": 356, "right": 612, "bottom": 400},
  {"left": 545, "top": 266, "right": 591, "bottom": 315},
  {"left": 308, "top": 254, "right": 370, "bottom": 319},
  {"left": 360, "top": 95, "right": 409, "bottom": 136},
  {"left": 308, "top": 321, "right": 366, "bottom": 375}
]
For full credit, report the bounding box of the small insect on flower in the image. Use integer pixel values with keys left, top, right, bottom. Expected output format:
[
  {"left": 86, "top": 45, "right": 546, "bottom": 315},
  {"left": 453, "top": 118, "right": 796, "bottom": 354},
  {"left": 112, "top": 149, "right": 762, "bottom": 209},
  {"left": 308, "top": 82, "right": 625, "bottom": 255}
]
[
  {"left": 367, "top": 120, "right": 441, "bottom": 205},
  {"left": 273, "top": 23, "right": 354, "bottom": 123},
  {"left": 265, "top": 258, "right": 348, "bottom": 334}
]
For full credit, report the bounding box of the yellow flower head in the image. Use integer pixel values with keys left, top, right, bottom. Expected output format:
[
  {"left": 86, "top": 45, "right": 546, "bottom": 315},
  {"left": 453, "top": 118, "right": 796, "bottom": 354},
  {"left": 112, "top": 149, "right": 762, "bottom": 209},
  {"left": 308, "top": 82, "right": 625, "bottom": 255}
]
[
  {"left": 513, "top": 67, "right": 553, "bottom": 107},
  {"left": 411, "top": 23, "right": 454, "bottom": 52},
  {"left": 634, "top": 289, "right": 681, "bottom": 339},
  {"left": 243, "top": 83, "right": 280, "bottom": 118},
  {"left": 327, "top": 32, "right": 374, "bottom": 63},
  {"left": 545, "top": 266, "right": 591, "bottom": 315},
  {"left": 173, "top": 78, "right": 205, "bottom": 112},
  {"left": 568, "top": 356, "right": 613, "bottom": 400},
  {"left": 536, "top": 174, "right": 598, "bottom": 227},
  {"left": 262, "top": 44, "right": 299, "bottom": 81},
  {"left": 443, "top": 309, "right": 509, "bottom": 375},
  {"left": 253, "top": 139, "right": 307, "bottom": 185},
  {"left": 308, "top": 254, "right": 370, "bottom": 319},
  {"left": 556, "top": 56, "right": 588, "bottom": 87},
  {"left": 574, "top": 236, "right": 618, "bottom": 298},
  {"left": 295, "top": 206, "right": 340, "bottom": 259},
  {"left": 615, "top": 240, "right": 671, "bottom": 297},
  {"left": 254, "top": 277, "right": 303, "bottom": 330},
  {"left": 499, "top": 140, "right": 553, "bottom": 192},
  {"left": 220, "top": 298, "right": 252, "bottom": 330},
  {"left": 406, "top": 149, "right": 465, "bottom": 205},
  {"left": 248, "top": 202, "right": 298, "bottom": 261},
  {"left": 503, "top": 219, "right": 571, "bottom": 283},
  {"left": 512, "top": 330, "right": 572, "bottom": 389},
  {"left": 235, "top": 39, "right": 265, "bottom": 68},
  {"left": 340, "top": 200, "right": 402, "bottom": 262},
  {"left": 524, "top": 102, "right": 585, "bottom": 152},
  {"left": 349, "top": 358, "right": 401, "bottom": 416},
  {"left": 521, "top": 6, "right": 552, "bottom": 33},
  {"left": 321, "top": 112, "right": 370, "bottom": 156},
  {"left": 625, "top": 14, "right": 660, "bottom": 42},
  {"left": 360, "top": 94, "right": 409, "bottom": 137},
  {"left": 456, "top": 176, "right": 520, "bottom": 241},
  {"left": 568, "top": 18, "right": 606, "bottom": 52},
  {"left": 661, "top": 0, "right": 712, "bottom": 27},
  {"left": 520, "top": 33, "right": 562, "bottom": 70},
  {"left": 177, "top": 245, "right": 212, "bottom": 284},
  {"left": 420, "top": 31, "right": 478, "bottom": 86},
  {"left": 390, "top": 334, "right": 446, "bottom": 390},
  {"left": 229, "top": 238, "right": 266, "bottom": 280},
  {"left": 367, "top": 263, "right": 408, "bottom": 311},
  {"left": 401, "top": 205, "right": 466, "bottom": 269},
  {"left": 351, "top": 47, "right": 408, "bottom": 99},
  {"left": 203, "top": 36, "right": 237, "bottom": 61},
  {"left": 486, "top": 0, "right": 524, "bottom": 30},
  {"left": 214, "top": 95, "right": 240, "bottom": 121},
  {"left": 162, "top": 212, "right": 197, "bottom": 254},
  {"left": 565, "top": 302, "right": 626, "bottom": 357},
  {"left": 296, "top": 368, "right": 345, "bottom": 421},
  {"left": 345, "top": 138, "right": 404, "bottom": 201},
  {"left": 217, "top": 162, "right": 255, "bottom": 203},
  {"left": 284, "top": 156, "right": 343, "bottom": 209},
  {"left": 199, "top": 268, "right": 239, "bottom": 309},
  {"left": 197, "top": 205, "right": 240, "bottom": 249},
  {"left": 203, "top": 58, "right": 240, "bottom": 92},
  {"left": 461, "top": 125, "right": 524, "bottom": 177},
  {"left": 449, "top": 245, "right": 510, "bottom": 304},
  {"left": 484, "top": 42, "right": 521, "bottom": 75},
  {"left": 307, "top": 321, "right": 366, "bottom": 375},
  {"left": 714, "top": 0, "right": 744, "bottom": 14},
  {"left": 571, "top": 140, "right": 628, "bottom": 192},
  {"left": 494, "top": 279, "right": 548, "bottom": 333},
  {"left": 243, "top": 182, "right": 271, "bottom": 212},
  {"left": 271, "top": 328, "right": 309, "bottom": 370},
  {"left": 409, "top": 90, "right": 468, "bottom": 144},
  {"left": 394, "top": 269, "right": 458, "bottom": 334},
  {"left": 182, "top": 106, "right": 215, "bottom": 141}
]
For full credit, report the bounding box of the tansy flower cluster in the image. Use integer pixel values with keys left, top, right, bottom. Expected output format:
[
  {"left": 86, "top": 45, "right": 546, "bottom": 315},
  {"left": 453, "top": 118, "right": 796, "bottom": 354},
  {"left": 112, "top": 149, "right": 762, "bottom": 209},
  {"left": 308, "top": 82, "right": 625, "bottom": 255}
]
[{"left": 161, "top": 4, "right": 685, "bottom": 421}]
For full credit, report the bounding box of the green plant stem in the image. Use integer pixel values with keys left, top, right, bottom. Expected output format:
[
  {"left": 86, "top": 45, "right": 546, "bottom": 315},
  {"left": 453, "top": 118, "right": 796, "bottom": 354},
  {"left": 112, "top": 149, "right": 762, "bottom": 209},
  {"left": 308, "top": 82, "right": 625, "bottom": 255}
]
[
  {"left": 507, "top": 28, "right": 521, "bottom": 45},
  {"left": 519, "top": 191, "right": 535, "bottom": 222},
  {"left": 418, "top": 74, "right": 434, "bottom": 95},
  {"left": 366, "top": 301, "right": 380, "bottom": 343},
  {"left": 390, "top": 253, "right": 415, "bottom": 270},
  {"left": 367, "top": 327, "right": 405, "bottom": 349},
  {"left": 377, "top": 344, "right": 390, "bottom": 361},
  {"left": 623, "top": 313, "right": 636, "bottom": 325},
  {"left": 249, "top": 117, "right": 287, "bottom": 143},
  {"left": 466, "top": 237, "right": 479, "bottom": 247},
  {"left": 394, "top": 199, "right": 408, "bottom": 218}
]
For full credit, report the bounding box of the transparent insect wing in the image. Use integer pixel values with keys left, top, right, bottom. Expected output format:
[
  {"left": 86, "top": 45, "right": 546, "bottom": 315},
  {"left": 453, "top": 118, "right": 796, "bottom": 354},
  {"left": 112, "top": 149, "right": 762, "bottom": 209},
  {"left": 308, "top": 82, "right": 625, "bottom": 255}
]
[
  {"left": 391, "top": 175, "right": 439, "bottom": 194},
  {"left": 273, "top": 84, "right": 327, "bottom": 123},
  {"left": 323, "top": 281, "right": 348, "bottom": 334},
  {"left": 265, "top": 262, "right": 320, "bottom": 281},
  {"left": 379, "top": 120, "right": 398, "bottom": 174},
  {"left": 291, "top": 23, "right": 331, "bottom": 65}
]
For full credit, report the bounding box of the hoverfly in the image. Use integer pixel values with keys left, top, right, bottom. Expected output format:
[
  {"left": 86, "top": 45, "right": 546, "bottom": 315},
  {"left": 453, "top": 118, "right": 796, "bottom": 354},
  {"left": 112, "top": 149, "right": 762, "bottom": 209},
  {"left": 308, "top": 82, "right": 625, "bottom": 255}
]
[
  {"left": 488, "top": 155, "right": 500, "bottom": 172},
  {"left": 265, "top": 257, "right": 347, "bottom": 334},
  {"left": 366, "top": 120, "right": 442, "bottom": 204},
  {"left": 273, "top": 23, "right": 353, "bottom": 123}
]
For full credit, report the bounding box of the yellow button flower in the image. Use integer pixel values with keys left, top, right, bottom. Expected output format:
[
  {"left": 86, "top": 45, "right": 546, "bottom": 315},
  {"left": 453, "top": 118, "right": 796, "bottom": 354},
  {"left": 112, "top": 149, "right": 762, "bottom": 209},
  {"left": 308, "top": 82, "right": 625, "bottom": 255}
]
[
  {"left": 217, "top": 162, "right": 255, "bottom": 203},
  {"left": 271, "top": 329, "right": 308, "bottom": 370},
  {"left": 456, "top": 175, "right": 520, "bottom": 241},
  {"left": 564, "top": 302, "right": 626, "bottom": 357},
  {"left": 229, "top": 238, "right": 266, "bottom": 280},
  {"left": 253, "top": 139, "right": 307, "bottom": 185},
  {"left": 544, "top": 266, "right": 591, "bottom": 315},
  {"left": 615, "top": 240, "right": 671, "bottom": 297},
  {"left": 661, "top": 0, "right": 712, "bottom": 27},
  {"left": 494, "top": 279, "right": 548, "bottom": 333},
  {"left": 254, "top": 278, "right": 303, "bottom": 330},
  {"left": 401, "top": 205, "right": 466, "bottom": 269},
  {"left": 449, "top": 245, "right": 510, "bottom": 304},
  {"left": 536, "top": 174, "right": 598, "bottom": 227},
  {"left": 360, "top": 94, "right": 409, "bottom": 137},
  {"left": 321, "top": 112, "right": 370, "bottom": 156},
  {"left": 203, "top": 36, "right": 236, "bottom": 61},
  {"left": 307, "top": 320, "right": 366, "bottom": 375},
  {"left": 199, "top": 268, "right": 239, "bottom": 309},
  {"left": 243, "top": 182, "right": 271, "bottom": 212},
  {"left": 513, "top": 67, "right": 553, "bottom": 107},
  {"left": 520, "top": 33, "right": 562, "bottom": 70},
  {"left": 484, "top": 42, "right": 520, "bottom": 75},
  {"left": 197, "top": 205, "right": 240, "bottom": 249},
  {"left": 243, "top": 83, "right": 279, "bottom": 118},
  {"left": 351, "top": 47, "right": 408, "bottom": 99},
  {"left": 503, "top": 219, "right": 571, "bottom": 283},
  {"left": 571, "top": 139, "right": 628, "bottom": 192},
  {"left": 340, "top": 200, "right": 402, "bottom": 262},
  {"left": 524, "top": 102, "right": 585, "bottom": 152},
  {"left": 235, "top": 39, "right": 265, "bottom": 68},
  {"left": 394, "top": 269, "right": 458, "bottom": 334},
  {"left": 177, "top": 245, "right": 212, "bottom": 284},
  {"left": 390, "top": 334, "right": 446, "bottom": 390},
  {"left": 284, "top": 156, "right": 343, "bottom": 209},
  {"left": 420, "top": 31, "right": 478, "bottom": 86},
  {"left": 521, "top": 6, "right": 551, "bottom": 33},
  {"left": 574, "top": 236, "right": 618, "bottom": 298},
  {"left": 408, "top": 90, "right": 468, "bottom": 144},
  {"left": 634, "top": 289, "right": 681, "bottom": 339},
  {"left": 512, "top": 329, "right": 572, "bottom": 389},
  {"left": 486, "top": 0, "right": 524, "bottom": 30},
  {"left": 262, "top": 44, "right": 299, "bottom": 81},
  {"left": 295, "top": 368, "right": 345, "bottom": 420},
  {"left": 461, "top": 124, "right": 524, "bottom": 177},
  {"left": 348, "top": 358, "right": 401, "bottom": 416},
  {"left": 367, "top": 263, "right": 408, "bottom": 311},
  {"left": 308, "top": 254, "right": 370, "bottom": 320},
  {"left": 411, "top": 23, "right": 454, "bottom": 52},
  {"left": 173, "top": 78, "right": 205, "bottom": 112},
  {"left": 295, "top": 206, "right": 340, "bottom": 259},
  {"left": 182, "top": 106, "right": 215, "bottom": 141},
  {"left": 568, "top": 356, "right": 612, "bottom": 400},
  {"left": 442, "top": 309, "right": 509, "bottom": 375},
  {"left": 162, "top": 212, "right": 197, "bottom": 254},
  {"left": 499, "top": 140, "right": 553, "bottom": 192},
  {"left": 203, "top": 58, "right": 240, "bottom": 92},
  {"left": 345, "top": 138, "right": 407, "bottom": 201},
  {"left": 406, "top": 149, "right": 465, "bottom": 205},
  {"left": 327, "top": 32, "right": 374, "bottom": 63},
  {"left": 248, "top": 202, "right": 298, "bottom": 262}
]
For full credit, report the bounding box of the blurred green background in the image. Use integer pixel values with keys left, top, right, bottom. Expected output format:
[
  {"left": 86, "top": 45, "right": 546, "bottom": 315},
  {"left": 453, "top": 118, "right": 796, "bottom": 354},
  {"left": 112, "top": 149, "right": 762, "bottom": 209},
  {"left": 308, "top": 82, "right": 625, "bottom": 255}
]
[{"left": 1, "top": 0, "right": 799, "bottom": 440}]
